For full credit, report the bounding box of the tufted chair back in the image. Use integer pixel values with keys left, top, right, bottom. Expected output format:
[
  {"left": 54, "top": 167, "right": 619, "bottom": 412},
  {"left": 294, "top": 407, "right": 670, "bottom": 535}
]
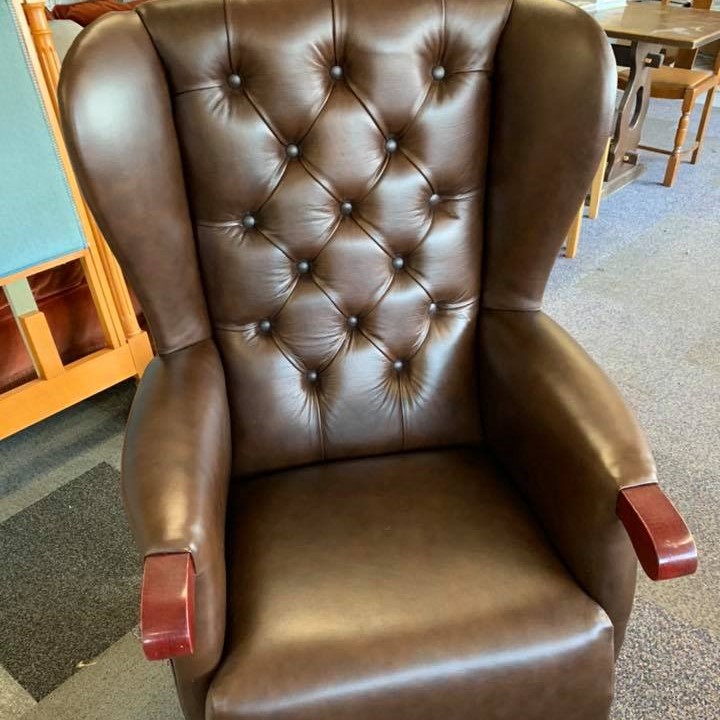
[{"left": 60, "top": 0, "right": 615, "bottom": 478}]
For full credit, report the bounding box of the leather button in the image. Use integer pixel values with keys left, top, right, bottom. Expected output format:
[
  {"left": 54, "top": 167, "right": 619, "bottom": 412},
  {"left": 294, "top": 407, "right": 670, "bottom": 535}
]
[
  {"left": 306, "top": 370, "right": 318, "bottom": 383},
  {"left": 429, "top": 302, "right": 438, "bottom": 315},
  {"left": 385, "top": 137, "right": 398, "bottom": 153},
  {"left": 429, "top": 193, "right": 441, "bottom": 207},
  {"left": 330, "top": 65, "right": 344, "bottom": 80},
  {"left": 393, "top": 359, "right": 404, "bottom": 372},
  {"left": 227, "top": 73, "right": 242, "bottom": 89},
  {"left": 340, "top": 201, "right": 353, "bottom": 216},
  {"left": 286, "top": 143, "right": 300, "bottom": 159},
  {"left": 297, "top": 259, "right": 311, "bottom": 275},
  {"left": 347, "top": 315, "right": 359, "bottom": 329},
  {"left": 259, "top": 319, "right": 271, "bottom": 333},
  {"left": 432, "top": 65, "right": 446, "bottom": 81},
  {"left": 392, "top": 256, "right": 405, "bottom": 270},
  {"left": 242, "top": 213, "right": 256, "bottom": 229}
]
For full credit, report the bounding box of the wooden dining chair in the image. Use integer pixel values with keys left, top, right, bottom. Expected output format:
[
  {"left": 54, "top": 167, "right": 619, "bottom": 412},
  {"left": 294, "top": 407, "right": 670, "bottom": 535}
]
[
  {"left": 565, "top": 138, "right": 610, "bottom": 259},
  {"left": 617, "top": 0, "right": 719, "bottom": 187}
]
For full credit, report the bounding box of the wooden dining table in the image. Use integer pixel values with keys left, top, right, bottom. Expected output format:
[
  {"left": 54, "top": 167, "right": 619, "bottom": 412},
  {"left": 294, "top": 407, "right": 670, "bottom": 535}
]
[{"left": 593, "top": 0, "right": 720, "bottom": 191}]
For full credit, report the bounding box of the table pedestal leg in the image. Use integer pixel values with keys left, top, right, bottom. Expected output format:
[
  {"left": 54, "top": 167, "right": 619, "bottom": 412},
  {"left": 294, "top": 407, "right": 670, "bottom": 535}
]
[{"left": 606, "top": 41, "right": 663, "bottom": 193}]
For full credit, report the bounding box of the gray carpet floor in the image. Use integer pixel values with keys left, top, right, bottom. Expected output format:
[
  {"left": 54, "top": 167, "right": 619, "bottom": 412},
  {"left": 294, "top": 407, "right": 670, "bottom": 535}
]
[{"left": 0, "top": 96, "right": 718, "bottom": 718}]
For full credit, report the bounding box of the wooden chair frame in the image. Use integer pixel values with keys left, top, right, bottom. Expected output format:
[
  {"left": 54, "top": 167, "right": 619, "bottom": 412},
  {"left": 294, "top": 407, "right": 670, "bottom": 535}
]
[
  {"left": 0, "top": 0, "right": 153, "bottom": 440},
  {"left": 565, "top": 138, "right": 610, "bottom": 259},
  {"left": 629, "top": 0, "right": 719, "bottom": 188}
]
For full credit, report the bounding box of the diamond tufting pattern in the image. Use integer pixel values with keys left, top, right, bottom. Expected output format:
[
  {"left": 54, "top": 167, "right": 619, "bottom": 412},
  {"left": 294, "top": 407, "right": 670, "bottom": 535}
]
[{"left": 137, "top": 0, "right": 511, "bottom": 476}]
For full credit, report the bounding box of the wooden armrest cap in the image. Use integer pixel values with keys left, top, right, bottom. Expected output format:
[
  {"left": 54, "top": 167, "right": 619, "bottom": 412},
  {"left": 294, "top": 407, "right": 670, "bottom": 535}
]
[
  {"left": 140, "top": 552, "right": 196, "bottom": 661},
  {"left": 617, "top": 484, "right": 698, "bottom": 581}
]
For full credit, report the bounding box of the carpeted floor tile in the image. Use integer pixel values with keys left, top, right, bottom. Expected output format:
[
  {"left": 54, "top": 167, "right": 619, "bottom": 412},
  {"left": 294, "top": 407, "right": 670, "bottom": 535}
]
[
  {"left": 0, "top": 381, "right": 134, "bottom": 499},
  {"left": 612, "top": 598, "right": 720, "bottom": 719},
  {"left": 0, "top": 463, "right": 140, "bottom": 700},
  {"left": 0, "top": 665, "right": 35, "bottom": 718},
  {"left": 21, "top": 633, "right": 181, "bottom": 720}
]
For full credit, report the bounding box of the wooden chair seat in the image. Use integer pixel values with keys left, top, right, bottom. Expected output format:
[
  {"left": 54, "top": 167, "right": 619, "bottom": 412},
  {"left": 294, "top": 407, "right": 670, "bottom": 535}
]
[
  {"left": 617, "top": 60, "right": 718, "bottom": 185},
  {"left": 618, "top": 66, "right": 716, "bottom": 99}
]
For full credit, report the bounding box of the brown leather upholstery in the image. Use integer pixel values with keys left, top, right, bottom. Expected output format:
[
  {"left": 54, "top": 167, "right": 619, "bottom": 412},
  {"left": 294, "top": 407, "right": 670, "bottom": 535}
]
[
  {"left": 59, "top": 0, "right": 646, "bottom": 718},
  {"left": 212, "top": 449, "right": 614, "bottom": 720}
]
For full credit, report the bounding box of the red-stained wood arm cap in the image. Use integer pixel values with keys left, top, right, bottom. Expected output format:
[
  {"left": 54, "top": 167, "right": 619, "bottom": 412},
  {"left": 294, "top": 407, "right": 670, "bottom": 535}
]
[
  {"left": 617, "top": 484, "right": 698, "bottom": 581},
  {"left": 140, "top": 552, "right": 196, "bottom": 661}
]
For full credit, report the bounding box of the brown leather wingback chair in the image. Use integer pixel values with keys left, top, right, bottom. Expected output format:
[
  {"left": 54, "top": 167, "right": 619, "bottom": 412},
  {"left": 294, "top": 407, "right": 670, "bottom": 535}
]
[{"left": 59, "top": 0, "right": 697, "bottom": 718}]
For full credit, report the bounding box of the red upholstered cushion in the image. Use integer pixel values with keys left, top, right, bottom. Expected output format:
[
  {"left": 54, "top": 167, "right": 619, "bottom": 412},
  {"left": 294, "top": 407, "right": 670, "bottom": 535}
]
[{"left": 51, "top": 0, "right": 146, "bottom": 27}]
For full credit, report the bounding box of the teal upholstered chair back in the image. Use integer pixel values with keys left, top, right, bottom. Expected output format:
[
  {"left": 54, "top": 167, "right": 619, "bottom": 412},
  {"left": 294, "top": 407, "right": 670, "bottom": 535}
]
[{"left": 0, "top": 0, "right": 86, "bottom": 280}]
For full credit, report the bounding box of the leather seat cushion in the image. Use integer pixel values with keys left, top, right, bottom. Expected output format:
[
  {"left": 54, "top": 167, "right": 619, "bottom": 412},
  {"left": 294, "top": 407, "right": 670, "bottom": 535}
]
[
  {"left": 618, "top": 65, "right": 715, "bottom": 95},
  {"left": 208, "top": 448, "right": 614, "bottom": 720}
]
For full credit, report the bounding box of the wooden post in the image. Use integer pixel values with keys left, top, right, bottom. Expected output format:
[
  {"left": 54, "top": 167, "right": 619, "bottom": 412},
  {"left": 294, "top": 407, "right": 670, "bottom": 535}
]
[
  {"left": 565, "top": 204, "right": 583, "bottom": 259},
  {"left": 4, "top": 279, "right": 63, "bottom": 379},
  {"left": 22, "top": 3, "right": 60, "bottom": 116},
  {"left": 588, "top": 139, "right": 610, "bottom": 220}
]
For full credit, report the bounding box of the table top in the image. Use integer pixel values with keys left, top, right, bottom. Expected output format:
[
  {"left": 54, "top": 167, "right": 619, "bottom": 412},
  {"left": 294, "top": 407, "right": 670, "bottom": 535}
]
[{"left": 594, "top": 2, "right": 720, "bottom": 48}]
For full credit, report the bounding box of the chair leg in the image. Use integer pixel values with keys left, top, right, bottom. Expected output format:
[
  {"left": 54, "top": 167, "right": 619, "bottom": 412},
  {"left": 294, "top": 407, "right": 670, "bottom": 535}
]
[
  {"left": 588, "top": 138, "right": 610, "bottom": 220},
  {"left": 663, "top": 90, "right": 695, "bottom": 187},
  {"left": 565, "top": 203, "right": 584, "bottom": 259},
  {"left": 691, "top": 85, "right": 716, "bottom": 165}
]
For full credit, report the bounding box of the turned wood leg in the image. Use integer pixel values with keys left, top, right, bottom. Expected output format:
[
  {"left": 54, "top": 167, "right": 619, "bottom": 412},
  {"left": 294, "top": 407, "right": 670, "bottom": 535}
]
[
  {"left": 691, "top": 85, "right": 716, "bottom": 165},
  {"left": 664, "top": 90, "right": 695, "bottom": 187}
]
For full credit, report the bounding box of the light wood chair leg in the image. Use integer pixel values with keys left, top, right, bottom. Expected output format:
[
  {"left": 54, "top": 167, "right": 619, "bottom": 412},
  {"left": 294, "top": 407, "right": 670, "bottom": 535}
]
[
  {"left": 691, "top": 85, "right": 716, "bottom": 165},
  {"left": 565, "top": 203, "right": 584, "bottom": 259},
  {"left": 17, "top": 311, "right": 64, "bottom": 379},
  {"left": 588, "top": 138, "right": 611, "bottom": 220},
  {"left": 664, "top": 90, "right": 695, "bottom": 187},
  {"left": 4, "top": 279, "right": 64, "bottom": 380}
]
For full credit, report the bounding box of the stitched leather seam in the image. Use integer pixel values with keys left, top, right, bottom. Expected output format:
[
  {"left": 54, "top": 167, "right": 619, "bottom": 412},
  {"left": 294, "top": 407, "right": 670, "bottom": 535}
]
[
  {"left": 344, "top": 76, "right": 388, "bottom": 138},
  {"left": 330, "top": 0, "right": 338, "bottom": 64},
  {"left": 256, "top": 162, "right": 293, "bottom": 215},
  {"left": 398, "top": 366, "right": 407, "bottom": 450},
  {"left": 252, "top": 226, "right": 295, "bottom": 262},
  {"left": 352, "top": 216, "right": 393, "bottom": 259},
  {"left": 356, "top": 153, "right": 391, "bottom": 204},
  {"left": 452, "top": 68, "right": 492, "bottom": 75},
  {"left": 357, "top": 326, "right": 393, "bottom": 363},
  {"left": 396, "top": 73, "right": 437, "bottom": 139},
  {"left": 241, "top": 86, "right": 284, "bottom": 144},
  {"left": 297, "top": 157, "right": 342, "bottom": 203},
  {"left": 396, "top": 146, "right": 435, "bottom": 191},
  {"left": 315, "top": 384, "right": 326, "bottom": 460},
  {"left": 298, "top": 84, "right": 336, "bottom": 144},
  {"left": 222, "top": 0, "right": 234, "bottom": 72},
  {"left": 173, "top": 84, "right": 224, "bottom": 97},
  {"left": 440, "top": 0, "right": 447, "bottom": 61},
  {"left": 304, "top": 214, "right": 344, "bottom": 262}
]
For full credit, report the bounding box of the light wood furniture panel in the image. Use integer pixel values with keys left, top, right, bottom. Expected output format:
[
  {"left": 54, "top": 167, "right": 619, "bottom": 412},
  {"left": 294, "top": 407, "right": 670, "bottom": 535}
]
[{"left": 0, "top": 0, "right": 153, "bottom": 440}]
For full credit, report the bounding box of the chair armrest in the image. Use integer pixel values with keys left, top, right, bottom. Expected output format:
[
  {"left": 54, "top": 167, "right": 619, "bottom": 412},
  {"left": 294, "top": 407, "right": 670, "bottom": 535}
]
[
  {"left": 123, "top": 338, "right": 230, "bottom": 571},
  {"left": 141, "top": 553, "right": 196, "bottom": 661},
  {"left": 479, "top": 309, "right": 696, "bottom": 649},
  {"left": 123, "top": 338, "right": 231, "bottom": 677},
  {"left": 617, "top": 485, "right": 698, "bottom": 581}
]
